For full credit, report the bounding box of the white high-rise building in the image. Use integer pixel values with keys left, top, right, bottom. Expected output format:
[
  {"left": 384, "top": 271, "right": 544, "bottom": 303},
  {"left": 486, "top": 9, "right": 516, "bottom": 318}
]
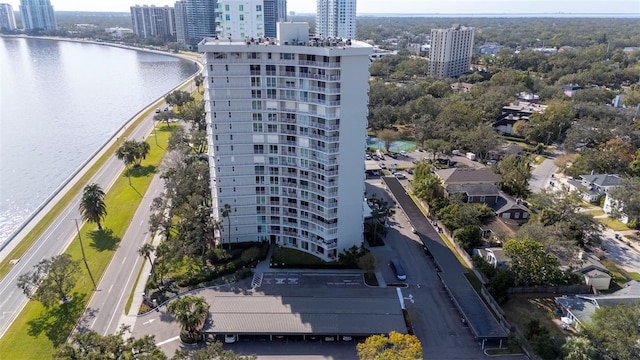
[
  {"left": 0, "top": 3, "right": 17, "bottom": 31},
  {"left": 216, "top": 0, "right": 264, "bottom": 39},
  {"left": 199, "top": 22, "right": 372, "bottom": 261},
  {"left": 315, "top": 0, "right": 356, "bottom": 39},
  {"left": 428, "top": 25, "right": 475, "bottom": 79},
  {"left": 130, "top": 5, "right": 176, "bottom": 39}
]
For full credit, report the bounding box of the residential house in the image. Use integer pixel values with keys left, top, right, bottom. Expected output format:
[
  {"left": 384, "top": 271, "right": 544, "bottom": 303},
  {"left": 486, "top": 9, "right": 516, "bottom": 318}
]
[
  {"left": 555, "top": 280, "right": 640, "bottom": 331},
  {"left": 566, "top": 173, "right": 622, "bottom": 204},
  {"left": 561, "top": 84, "right": 583, "bottom": 97},
  {"left": 493, "top": 100, "right": 547, "bottom": 136},
  {"left": 450, "top": 82, "right": 474, "bottom": 93},
  {"left": 575, "top": 255, "right": 612, "bottom": 291},
  {"left": 436, "top": 168, "right": 530, "bottom": 225}
]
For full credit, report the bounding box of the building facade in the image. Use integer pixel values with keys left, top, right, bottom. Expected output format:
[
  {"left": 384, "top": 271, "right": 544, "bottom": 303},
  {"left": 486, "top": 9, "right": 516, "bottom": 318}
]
[
  {"left": 216, "top": 0, "right": 263, "bottom": 39},
  {"left": 19, "top": 0, "right": 56, "bottom": 31},
  {"left": 130, "top": 5, "right": 176, "bottom": 39},
  {"left": 175, "top": 0, "right": 217, "bottom": 49},
  {"left": 315, "top": 0, "right": 356, "bottom": 39},
  {"left": 0, "top": 3, "right": 17, "bottom": 31},
  {"left": 199, "top": 22, "right": 371, "bottom": 261},
  {"left": 428, "top": 25, "right": 475, "bottom": 79}
]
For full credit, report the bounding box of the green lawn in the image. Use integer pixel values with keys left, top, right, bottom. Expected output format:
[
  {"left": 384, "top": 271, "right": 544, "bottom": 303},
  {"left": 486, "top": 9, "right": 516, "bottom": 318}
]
[
  {"left": 598, "top": 217, "right": 630, "bottom": 231},
  {"left": 502, "top": 296, "right": 567, "bottom": 340},
  {"left": 600, "top": 258, "right": 640, "bottom": 292},
  {"left": 271, "top": 247, "right": 329, "bottom": 267},
  {"left": 586, "top": 209, "right": 605, "bottom": 216},
  {"left": 0, "top": 124, "right": 173, "bottom": 358}
]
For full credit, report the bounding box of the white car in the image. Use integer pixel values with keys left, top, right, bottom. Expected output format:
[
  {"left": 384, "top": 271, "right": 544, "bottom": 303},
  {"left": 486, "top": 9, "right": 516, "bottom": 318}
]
[
  {"left": 400, "top": 150, "right": 408, "bottom": 156},
  {"left": 224, "top": 334, "right": 237, "bottom": 343}
]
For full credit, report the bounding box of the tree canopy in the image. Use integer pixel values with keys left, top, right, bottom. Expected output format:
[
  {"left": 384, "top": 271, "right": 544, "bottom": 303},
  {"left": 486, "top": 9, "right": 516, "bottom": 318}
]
[
  {"left": 357, "top": 331, "right": 423, "bottom": 360},
  {"left": 17, "top": 254, "right": 80, "bottom": 307}
]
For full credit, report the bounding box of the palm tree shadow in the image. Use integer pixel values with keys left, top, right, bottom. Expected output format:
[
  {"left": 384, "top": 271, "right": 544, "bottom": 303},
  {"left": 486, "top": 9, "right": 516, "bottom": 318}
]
[
  {"left": 26, "top": 292, "right": 87, "bottom": 346},
  {"left": 88, "top": 228, "right": 120, "bottom": 252},
  {"left": 128, "top": 165, "right": 156, "bottom": 178}
]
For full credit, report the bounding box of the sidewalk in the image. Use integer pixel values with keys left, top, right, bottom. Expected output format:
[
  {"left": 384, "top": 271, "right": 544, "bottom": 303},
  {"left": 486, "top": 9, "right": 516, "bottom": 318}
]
[{"left": 119, "top": 232, "right": 164, "bottom": 332}]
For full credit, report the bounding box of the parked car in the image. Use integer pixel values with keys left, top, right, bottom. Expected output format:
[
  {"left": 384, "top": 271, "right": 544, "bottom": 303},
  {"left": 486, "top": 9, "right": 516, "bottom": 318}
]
[
  {"left": 380, "top": 163, "right": 387, "bottom": 169},
  {"left": 224, "top": 334, "right": 237, "bottom": 344},
  {"left": 395, "top": 172, "right": 406, "bottom": 179},
  {"left": 614, "top": 233, "right": 622, "bottom": 240},
  {"left": 155, "top": 108, "right": 161, "bottom": 114},
  {"left": 390, "top": 259, "right": 407, "bottom": 280},
  {"left": 400, "top": 150, "right": 408, "bottom": 156},
  {"left": 406, "top": 169, "right": 414, "bottom": 174}
]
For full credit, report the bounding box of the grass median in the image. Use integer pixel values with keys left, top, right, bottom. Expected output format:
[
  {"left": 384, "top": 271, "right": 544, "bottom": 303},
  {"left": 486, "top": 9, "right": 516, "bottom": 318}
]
[{"left": 0, "top": 124, "right": 173, "bottom": 358}]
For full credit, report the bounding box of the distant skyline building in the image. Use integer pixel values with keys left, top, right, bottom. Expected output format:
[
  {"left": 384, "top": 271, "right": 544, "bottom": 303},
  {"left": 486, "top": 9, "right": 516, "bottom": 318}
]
[
  {"left": 174, "top": 0, "right": 217, "bottom": 49},
  {"left": 130, "top": 5, "right": 176, "bottom": 39},
  {"left": 216, "top": 0, "right": 263, "bottom": 39},
  {"left": 262, "top": 0, "right": 286, "bottom": 38},
  {"left": 428, "top": 25, "right": 475, "bottom": 79},
  {"left": 215, "top": 0, "right": 287, "bottom": 39},
  {"left": 19, "top": 0, "right": 56, "bottom": 31},
  {"left": 0, "top": 3, "right": 17, "bottom": 31},
  {"left": 199, "top": 22, "right": 372, "bottom": 261},
  {"left": 315, "top": 0, "right": 356, "bottom": 39}
]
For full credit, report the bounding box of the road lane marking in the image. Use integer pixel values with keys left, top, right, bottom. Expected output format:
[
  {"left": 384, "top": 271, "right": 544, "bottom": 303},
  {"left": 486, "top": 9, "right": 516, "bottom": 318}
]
[
  {"left": 122, "top": 257, "right": 127, "bottom": 264},
  {"left": 108, "top": 284, "right": 114, "bottom": 293},
  {"left": 143, "top": 319, "right": 155, "bottom": 325},
  {"left": 156, "top": 336, "right": 180, "bottom": 346}
]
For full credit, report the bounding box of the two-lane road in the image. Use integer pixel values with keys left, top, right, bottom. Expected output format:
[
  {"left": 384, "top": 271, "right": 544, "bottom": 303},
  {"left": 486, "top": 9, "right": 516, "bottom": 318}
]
[{"left": 0, "top": 103, "right": 163, "bottom": 339}]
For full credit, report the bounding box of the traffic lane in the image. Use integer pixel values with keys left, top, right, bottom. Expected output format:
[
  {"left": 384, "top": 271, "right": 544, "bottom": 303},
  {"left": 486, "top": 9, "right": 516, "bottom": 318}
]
[
  {"left": 101, "top": 176, "right": 164, "bottom": 335},
  {"left": 601, "top": 237, "right": 640, "bottom": 274},
  {"left": 371, "top": 179, "right": 491, "bottom": 358},
  {"left": 381, "top": 197, "right": 489, "bottom": 358},
  {"left": 529, "top": 157, "right": 557, "bottom": 194},
  {"left": 0, "top": 111, "right": 158, "bottom": 337}
]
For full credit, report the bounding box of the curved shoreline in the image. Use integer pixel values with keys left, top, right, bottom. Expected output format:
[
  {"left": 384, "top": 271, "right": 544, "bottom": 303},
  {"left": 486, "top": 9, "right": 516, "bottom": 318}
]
[{"left": 0, "top": 36, "right": 203, "bottom": 260}]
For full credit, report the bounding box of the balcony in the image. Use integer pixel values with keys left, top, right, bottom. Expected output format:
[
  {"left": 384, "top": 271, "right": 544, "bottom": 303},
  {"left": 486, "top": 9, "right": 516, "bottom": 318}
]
[
  {"left": 298, "top": 60, "right": 341, "bottom": 68},
  {"left": 298, "top": 73, "right": 340, "bottom": 81}
]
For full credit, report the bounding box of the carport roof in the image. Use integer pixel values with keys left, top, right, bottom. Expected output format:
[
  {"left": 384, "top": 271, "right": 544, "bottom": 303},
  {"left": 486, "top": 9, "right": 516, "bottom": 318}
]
[{"left": 202, "top": 292, "right": 406, "bottom": 335}]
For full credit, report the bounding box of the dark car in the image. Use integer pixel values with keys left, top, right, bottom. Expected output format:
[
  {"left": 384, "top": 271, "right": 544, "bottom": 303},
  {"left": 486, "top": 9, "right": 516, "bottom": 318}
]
[{"left": 389, "top": 259, "right": 407, "bottom": 280}]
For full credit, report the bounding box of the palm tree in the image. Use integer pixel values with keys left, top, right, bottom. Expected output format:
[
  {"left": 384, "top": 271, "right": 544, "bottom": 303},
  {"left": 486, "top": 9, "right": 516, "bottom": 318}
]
[
  {"left": 137, "top": 243, "right": 155, "bottom": 269},
  {"left": 220, "top": 204, "right": 232, "bottom": 249},
  {"left": 79, "top": 183, "right": 107, "bottom": 230},
  {"left": 167, "top": 295, "right": 210, "bottom": 338}
]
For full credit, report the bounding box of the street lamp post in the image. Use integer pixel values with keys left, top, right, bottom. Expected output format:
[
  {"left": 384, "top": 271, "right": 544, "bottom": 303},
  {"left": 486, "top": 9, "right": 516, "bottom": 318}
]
[{"left": 74, "top": 218, "right": 96, "bottom": 289}]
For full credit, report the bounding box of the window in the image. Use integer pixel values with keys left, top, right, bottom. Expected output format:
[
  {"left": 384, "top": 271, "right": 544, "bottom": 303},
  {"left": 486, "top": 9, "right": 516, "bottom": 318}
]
[
  {"left": 225, "top": 4, "right": 230, "bottom": 11},
  {"left": 256, "top": 5, "right": 262, "bottom": 11},
  {"left": 253, "top": 113, "right": 262, "bottom": 121},
  {"left": 239, "top": 4, "right": 243, "bottom": 11},
  {"left": 225, "top": 14, "right": 230, "bottom": 21},
  {"left": 239, "top": 14, "right": 244, "bottom": 21}
]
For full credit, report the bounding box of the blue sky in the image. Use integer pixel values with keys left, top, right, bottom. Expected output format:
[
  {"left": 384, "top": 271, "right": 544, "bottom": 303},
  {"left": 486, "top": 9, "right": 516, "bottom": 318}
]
[{"left": 6, "top": 0, "right": 640, "bottom": 14}]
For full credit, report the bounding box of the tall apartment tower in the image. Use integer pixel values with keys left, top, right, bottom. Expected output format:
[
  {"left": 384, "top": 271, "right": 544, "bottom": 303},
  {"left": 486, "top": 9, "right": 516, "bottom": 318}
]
[
  {"left": 130, "top": 5, "right": 176, "bottom": 39},
  {"left": 199, "top": 22, "right": 372, "bottom": 261},
  {"left": 174, "top": 0, "right": 217, "bottom": 49},
  {"left": 263, "top": 0, "right": 286, "bottom": 38},
  {"left": 216, "top": 0, "right": 263, "bottom": 39},
  {"left": 315, "top": 0, "right": 356, "bottom": 39},
  {"left": 0, "top": 3, "right": 17, "bottom": 31},
  {"left": 216, "top": 0, "right": 286, "bottom": 40},
  {"left": 428, "top": 25, "right": 475, "bottom": 79},
  {"left": 19, "top": 0, "right": 56, "bottom": 31}
]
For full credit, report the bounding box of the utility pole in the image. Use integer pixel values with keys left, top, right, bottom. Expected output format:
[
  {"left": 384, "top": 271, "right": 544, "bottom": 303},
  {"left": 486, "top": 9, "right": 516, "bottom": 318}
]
[{"left": 74, "top": 218, "right": 96, "bottom": 289}]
